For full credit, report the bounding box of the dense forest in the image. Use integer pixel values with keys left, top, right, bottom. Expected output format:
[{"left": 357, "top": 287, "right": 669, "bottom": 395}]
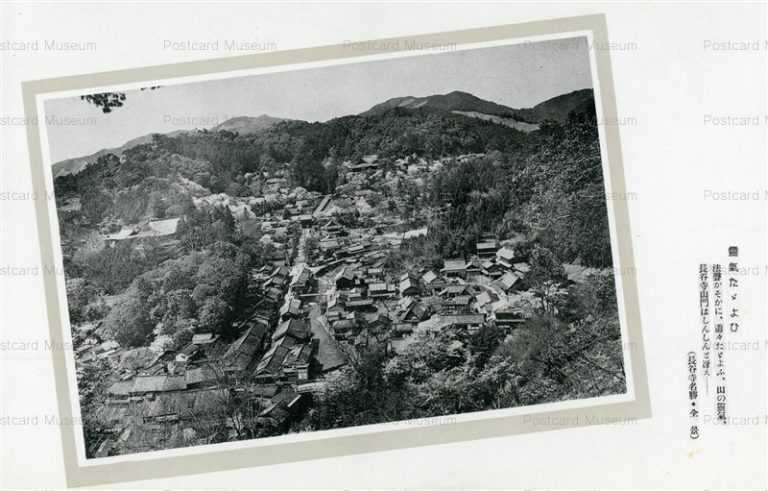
[{"left": 398, "top": 110, "right": 611, "bottom": 268}]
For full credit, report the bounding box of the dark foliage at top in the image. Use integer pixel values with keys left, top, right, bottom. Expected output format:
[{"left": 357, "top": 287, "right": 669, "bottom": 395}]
[{"left": 79, "top": 87, "right": 161, "bottom": 113}]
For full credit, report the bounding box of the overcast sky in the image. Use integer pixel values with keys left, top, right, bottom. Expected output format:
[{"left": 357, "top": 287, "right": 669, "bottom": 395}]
[{"left": 44, "top": 36, "right": 593, "bottom": 163}]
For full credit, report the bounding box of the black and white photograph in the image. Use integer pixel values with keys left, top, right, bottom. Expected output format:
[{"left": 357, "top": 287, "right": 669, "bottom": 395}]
[
  {"left": 44, "top": 35, "right": 631, "bottom": 459},
  {"left": 8, "top": 4, "right": 768, "bottom": 489}
]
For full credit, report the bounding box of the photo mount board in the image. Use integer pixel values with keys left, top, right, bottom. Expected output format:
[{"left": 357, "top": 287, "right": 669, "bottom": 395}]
[{"left": 22, "top": 13, "right": 650, "bottom": 487}]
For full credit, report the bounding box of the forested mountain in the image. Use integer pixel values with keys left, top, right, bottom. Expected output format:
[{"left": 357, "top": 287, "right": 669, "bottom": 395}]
[
  {"left": 361, "top": 90, "right": 520, "bottom": 117},
  {"left": 52, "top": 89, "right": 594, "bottom": 178},
  {"left": 54, "top": 105, "right": 534, "bottom": 201},
  {"left": 360, "top": 88, "right": 594, "bottom": 124},
  {"left": 512, "top": 89, "right": 596, "bottom": 124},
  {"left": 52, "top": 130, "right": 188, "bottom": 178}
]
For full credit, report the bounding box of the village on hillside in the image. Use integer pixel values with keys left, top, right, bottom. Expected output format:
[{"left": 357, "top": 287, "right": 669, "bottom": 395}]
[{"left": 67, "top": 151, "right": 612, "bottom": 457}]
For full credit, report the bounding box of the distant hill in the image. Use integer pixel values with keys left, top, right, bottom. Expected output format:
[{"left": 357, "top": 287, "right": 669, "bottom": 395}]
[
  {"left": 360, "top": 88, "right": 594, "bottom": 126},
  {"left": 52, "top": 130, "right": 186, "bottom": 178},
  {"left": 52, "top": 89, "right": 594, "bottom": 178},
  {"left": 516, "top": 89, "right": 596, "bottom": 124},
  {"left": 212, "top": 114, "right": 290, "bottom": 135},
  {"left": 52, "top": 114, "right": 288, "bottom": 178},
  {"left": 361, "top": 90, "right": 517, "bottom": 118}
]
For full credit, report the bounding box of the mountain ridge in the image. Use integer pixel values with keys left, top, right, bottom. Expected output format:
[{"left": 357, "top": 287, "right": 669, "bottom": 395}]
[
  {"left": 211, "top": 114, "right": 291, "bottom": 134},
  {"left": 360, "top": 90, "right": 519, "bottom": 118},
  {"left": 52, "top": 88, "right": 594, "bottom": 177},
  {"left": 51, "top": 115, "right": 290, "bottom": 178},
  {"left": 359, "top": 88, "right": 594, "bottom": 124}
]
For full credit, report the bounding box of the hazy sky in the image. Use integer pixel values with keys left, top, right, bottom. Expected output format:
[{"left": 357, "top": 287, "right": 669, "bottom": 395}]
[{"left": 44, "top": 36, "right": 593, "bottom": 163}]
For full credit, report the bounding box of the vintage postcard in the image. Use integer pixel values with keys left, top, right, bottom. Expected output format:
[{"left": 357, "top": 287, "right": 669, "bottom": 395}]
[{"left": 23, "top": 14, "right": 649, "bottom": 486}]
